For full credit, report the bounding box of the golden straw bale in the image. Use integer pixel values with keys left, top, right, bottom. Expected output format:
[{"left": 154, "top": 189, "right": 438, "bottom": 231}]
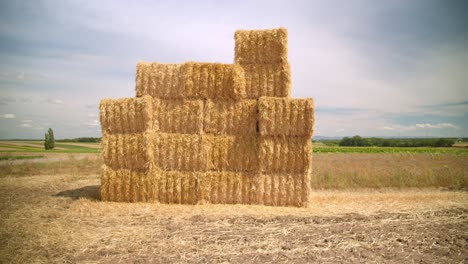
[
  {"left": 203, "top": 135, "right": 259, "bottom": 172},
  {"left": 99, "top": 96, "right": 153, "bottom": 135},
  {"left": 259, "top": 136, "right": 312, "bottom": 174},
  {"left": 136, "top": 62, "right": 246, "bottom": 99},
  {"left": 204, "top": 99, "right": 257, "bottom": 135},
  {"left": 241, "top": 63, "right": 291, "bottom": 98},
  {"left": 150, "top": 133, "right": 205, "bottom": 171},
  {"left": 235, "top": 28, "right": 288, "bottom": 64},
  {"left": 259, "top": 97, "right": 314, "bottom": 136},
  {"left": 101, "top": 166, "right": 202, "bottom": 204},
  {"left": 200, "top": 172, "right": 257, "bottom": 204},
  {"left": 136, "top": 62, "right": 184, "bottom": 98},
  {"left": 101, "top": 133, "right": 152, "bottom": 171},
  {"left": 183, "top": 62, "right": 246, "bottom": 99},
  {"left": 153, "top": 99, "right": 204, "bottom": 134}
]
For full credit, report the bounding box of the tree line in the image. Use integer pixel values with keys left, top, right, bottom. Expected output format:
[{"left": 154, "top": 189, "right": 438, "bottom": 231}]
[
  {"left": 58, "top": 137, "right": 101, "bottom": 143},
  {"left": 339, "top": 135, "right": 455, "bottom": 147}
]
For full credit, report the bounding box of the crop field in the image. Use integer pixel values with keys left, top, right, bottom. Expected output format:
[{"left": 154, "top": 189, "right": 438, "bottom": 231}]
[
  {"left": 0, "top": 148, "right": 467, "bottom": 263},
  {"left": 0, "top": 141, "right": 101, "bottom": 153}
]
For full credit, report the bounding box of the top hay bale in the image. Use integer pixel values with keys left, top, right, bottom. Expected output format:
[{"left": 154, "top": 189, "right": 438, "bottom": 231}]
[
  {"left": 136, "top": 62, "right": 245, "bottom": 100},
  {"left": 235, "top": 28, "right": 288, "bottom": 65}
]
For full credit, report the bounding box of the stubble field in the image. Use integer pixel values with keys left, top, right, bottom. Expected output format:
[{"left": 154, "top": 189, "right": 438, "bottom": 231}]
[{"left": 0, "top": 152, "right": 467, "bottom": 263}]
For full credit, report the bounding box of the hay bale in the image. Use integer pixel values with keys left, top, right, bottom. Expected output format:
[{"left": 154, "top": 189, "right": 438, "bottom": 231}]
[
  {"left": 154, "top": 99, "right": 204, "bottom": 134},
  {"left": 184, "top": 62, "right": 246, "bottom": 100},
  {"left": 101, "top": 166, "right": 202, "bottom": 204},
  {"left": 203, "top": 135, "right": 258, "bottom": 172},
  {"left": 200, "top": 172, "right": 256, "bottom": 204},
  {"left": 150, "top": 133, "right": 205, "bottom": 171},
  {"left": 101, "top": 133, "right": 152, "bottom": 171},
  {"left": 99, "top": 96, "right": 153, "bottom": 134},
  {"left": 136, "top": 62, "right": 245, "bottom": 99},
  {"left": 204, "top": 99, "right": 257, "bottom": 135},
  {"left": 235, "top": 28, "right": 288, "bottom": 64},
  {"left": 259, "top": 136, "right": 312, "bottom": 174},
  {"left": 136, "top": 63, "right": 184, "bottom": 98},
  {"left": 242, "top": 63, "right": 291, "bottom": 98},
  {"left": 101, "top": 166, "right": 144, "bottom": 202},
  {"left": 259, "top": 97, "right": 314, "bottom": 136}
]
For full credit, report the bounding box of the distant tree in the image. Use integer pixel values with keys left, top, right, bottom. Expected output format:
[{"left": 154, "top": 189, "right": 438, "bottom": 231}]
[
  {"left": 44, "top": 128, "right": 55, "bottom": 150},
  {"left": 48, "top": 128, "right": 55, "bottom": 149},
  {"left": 44, "top": 133, "right": 50, "bottom": 150}
]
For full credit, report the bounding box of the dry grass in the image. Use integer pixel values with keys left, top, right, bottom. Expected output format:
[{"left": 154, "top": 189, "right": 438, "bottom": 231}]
[
  {"left": 0, "top": 162, "right": 466, "bottom": 263},
  {"left": 313, "top": 153, "right": 468, "bottom": 189}
]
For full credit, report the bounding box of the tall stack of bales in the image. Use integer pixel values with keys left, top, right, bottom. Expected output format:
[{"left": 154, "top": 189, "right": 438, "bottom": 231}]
[{"left": 100, "top": 28, "right": 314, "bottom": 207}]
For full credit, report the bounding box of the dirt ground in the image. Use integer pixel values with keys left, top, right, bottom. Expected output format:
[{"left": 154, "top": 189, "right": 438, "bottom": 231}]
[{"left": 0, "top": 169, "right": 467, "bottom": 263}]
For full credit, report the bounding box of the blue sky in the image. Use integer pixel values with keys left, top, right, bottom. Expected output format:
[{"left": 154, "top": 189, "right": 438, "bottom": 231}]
[{"left": 0, "top": 0, "right": 467, "bottom": 139}]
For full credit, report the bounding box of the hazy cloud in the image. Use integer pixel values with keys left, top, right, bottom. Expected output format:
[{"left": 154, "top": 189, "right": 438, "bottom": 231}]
[
  {"left": 415, "top": 123, "right": 457, "bottom": 129},
  {"left": 46, "top": 98, "right": 63, "bottom": 104},
  {"left": 1, "top": 114, "right": 16, "bottom": 118}
]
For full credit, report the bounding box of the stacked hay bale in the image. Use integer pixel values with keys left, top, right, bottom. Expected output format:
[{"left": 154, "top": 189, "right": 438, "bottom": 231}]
[{"left": 99, "top": 28, "right": 314, "bottom": 207}]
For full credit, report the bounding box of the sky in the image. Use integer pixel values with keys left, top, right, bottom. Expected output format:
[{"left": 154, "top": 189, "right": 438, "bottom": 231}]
[{"left": 0, "top": 0, "right": 467, "bottom": 139}]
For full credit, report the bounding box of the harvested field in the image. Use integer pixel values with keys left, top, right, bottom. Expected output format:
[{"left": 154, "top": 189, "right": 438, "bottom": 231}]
[
  {"left": 0, "top": 154, "right": 466, "bottom": 262},
  {"left": 0, "top": 163, "right": 466, "bottom": 263}
]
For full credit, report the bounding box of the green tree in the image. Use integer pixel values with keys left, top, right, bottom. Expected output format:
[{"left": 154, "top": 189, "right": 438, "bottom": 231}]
[
  {"left": 48, "top": 128, "right": 55, "bottom": 149},
  {"left": 44, "top": 133, "right": 50, "bottom": 150}
]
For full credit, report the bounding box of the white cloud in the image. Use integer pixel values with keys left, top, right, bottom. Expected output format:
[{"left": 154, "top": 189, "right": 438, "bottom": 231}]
[
  {"left": 382, "top": 126, "right": 394, "bottom": 130},
  {"left": 88, "top": 113, "right": 97, "bottom": 117},
  {"left": 84, "top": 120, "right": 100, "bottom": 126},
  {"left": 1, "top": 114, "right": 16, "bottom": 118},
  {"left": 22, "top": 119, "right": 33, "bottom": 123},
  {"left": 47, "top": 98, "right": 63, "bottom": 104},
  {"left": 336, "top": 128, "right": 345, "bottom": 132},
  {"left": 18, "top": 123, "right": 32, "bottom": 128},
  {"left": 415, "top": 123, "right": 458, "bottom": 129}
]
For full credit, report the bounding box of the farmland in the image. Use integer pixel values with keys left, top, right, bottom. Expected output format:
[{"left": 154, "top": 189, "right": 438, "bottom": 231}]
[{"left": 0, "top": 146, "right": 467, "bottom": 262}]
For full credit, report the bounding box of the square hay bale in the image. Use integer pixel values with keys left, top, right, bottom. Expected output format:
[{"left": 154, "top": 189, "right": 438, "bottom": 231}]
[
  {"left": 204, "top": 99, "right": 257, "bottom": 135},
  {"left": 101, "top": 133, "right": 152, "bottom": 171},
  {"left": 99, "top": 96, "right": 153, "bottom": 135},
  {"left": 136, "top": 62, "right": 245, "bottom": 100},
  {"left": 235, "top": 28, "right": 288, "bottom": 64},
  {"left": 200, "top": 171, "right": 257, "bottom": 204},
  {"left": 259, "top": 97, "right": 314, "bottom": 136},
  {"left": 101, "top": 166, "right": 149, "bottom": 202},
  {"left": 241, "top": 63, "right": 291, "bottom": 98},
  {"left": 203, "top": 135, "right": 259, "bottom": 172},
  {"left": 259, "top": 173, "right": 310, "bottom": 207},
  {"left": 136, "top": 62, "right": 184, "bottom": 98},
  {"left": 150, "top": 133, "right": 206, "bottom": 171},
  {"left": 155, "top": 170, "right": 201, "bottom": 204},
  {"left": 153, "top": 99, "right": 204, "bottom": 134},
  {"left": 184, "top": 62, "right": 246, "bottom": 100},
  {"left": 101, "top": 166, "right": 202, "bottom": 204},
  {"left": 259, "top": 136, "right": 312, "bottom": 174}
]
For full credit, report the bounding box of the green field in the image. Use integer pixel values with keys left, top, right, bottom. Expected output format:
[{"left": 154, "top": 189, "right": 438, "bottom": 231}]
[
  {"left": 0, "top": 141, "right": 100, "bottom": 153},
  {"left": 313, "top": 145, "right": 468, "bottom": 154}
]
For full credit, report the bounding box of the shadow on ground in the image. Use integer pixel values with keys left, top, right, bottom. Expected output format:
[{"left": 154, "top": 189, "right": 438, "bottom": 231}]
[{"left": 54, "top": 185, "right": 100, "bottom": 201}]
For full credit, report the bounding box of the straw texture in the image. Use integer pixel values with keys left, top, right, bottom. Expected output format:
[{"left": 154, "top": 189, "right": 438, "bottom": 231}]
[
  {"left": 99, "top": 96, "right": 153, "bottom": 135},
  {"left": 242, "top": 63, "right": 291, "bottom": 98},
  {"left": 150, "top": 133, "right": 206, "bottom": 171},
  {"left": 259, "top": 97, "right": 314, "bottom": 136},
  {"left": 235, "top": 28, "right": 288, "bottom": 64},
  {"left": 204, "top": 99, "right": 257, "bottom": 135},
  {"left": 153, "top": 99, "right": 204, "bottom": 134},
  {"left": 101, "top": 133, "right": 151, "bottom": 171},
  {"left": 259, "top": 136, "right": 312, "bottom": 174},
  {"left": 203, "top": 135, "right": 259, "bottom": 172},
  {"left": 136, "top": 62, "right": 245, "bottom": 100}
]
